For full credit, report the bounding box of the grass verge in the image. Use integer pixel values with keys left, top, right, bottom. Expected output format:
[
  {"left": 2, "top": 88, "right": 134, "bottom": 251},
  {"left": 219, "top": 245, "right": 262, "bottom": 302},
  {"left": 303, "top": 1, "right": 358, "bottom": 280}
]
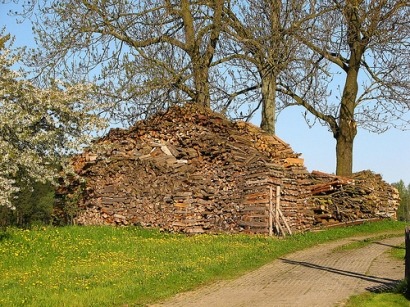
[
  {"left": 0, "top": 220, "right": 406, "bottom": 306},
  {"left": 391, "top": 242, "right": 406, "bottom": 261},
  {"left": 344, "top": 279, "right": 409, "bottom": 307},
  {"left": 344, "top": 291, "right": 409, "bottom": 307}
]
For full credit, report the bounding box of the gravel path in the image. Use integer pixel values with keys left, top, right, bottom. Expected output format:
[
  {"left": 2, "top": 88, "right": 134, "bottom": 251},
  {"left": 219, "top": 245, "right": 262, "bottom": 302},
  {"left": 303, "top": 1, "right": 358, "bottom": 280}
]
[{"left": 151, "top": 233, "right": 404, "bottom": 307}]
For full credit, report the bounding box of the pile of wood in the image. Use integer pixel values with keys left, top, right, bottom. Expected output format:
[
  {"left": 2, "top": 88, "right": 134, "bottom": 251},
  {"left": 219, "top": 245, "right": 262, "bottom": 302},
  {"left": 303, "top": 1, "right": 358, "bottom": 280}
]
[
  {"left": 308, "top": 170, "right": 400, "bottom": 226},
  {"left": 57, "top": 104, "right": 313, "bottom": 234},
  {"left": 56, "top": 104, "right": 400, "bottom": 235}
]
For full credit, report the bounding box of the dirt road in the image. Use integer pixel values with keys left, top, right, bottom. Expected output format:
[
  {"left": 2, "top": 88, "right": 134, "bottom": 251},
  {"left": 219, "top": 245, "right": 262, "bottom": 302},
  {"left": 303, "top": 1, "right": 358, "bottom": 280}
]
[{"left": 151, "top": 234, "right": 404, "bottom": 307}]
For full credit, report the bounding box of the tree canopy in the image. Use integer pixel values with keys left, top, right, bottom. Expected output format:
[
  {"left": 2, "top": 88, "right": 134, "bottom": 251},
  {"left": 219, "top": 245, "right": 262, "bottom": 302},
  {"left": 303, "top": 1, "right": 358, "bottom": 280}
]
[
  {"left": 15, "top": 0, "right": 227, "bottom": 124},
  {"left": 220, "top": 0, "right": 327, "bottom": 134},
  {"left": 3, "top": 0, "right": 410, "bottom": 177},
  {"left": 284, "top": 0, "right": 410, "bottom": 175}
]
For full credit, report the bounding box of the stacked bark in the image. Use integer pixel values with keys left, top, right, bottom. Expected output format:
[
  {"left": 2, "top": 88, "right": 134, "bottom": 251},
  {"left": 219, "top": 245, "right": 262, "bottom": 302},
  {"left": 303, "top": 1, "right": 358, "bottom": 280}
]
[
  {"left": 56, "top": 104, "right": 400, "bottom": 234},
  {"left": 308, "top": 170, "right": 399, "bottom": 226}
]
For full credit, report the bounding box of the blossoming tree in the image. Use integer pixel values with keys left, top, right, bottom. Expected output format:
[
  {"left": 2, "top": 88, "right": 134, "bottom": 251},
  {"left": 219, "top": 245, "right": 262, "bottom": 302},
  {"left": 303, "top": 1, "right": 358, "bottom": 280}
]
[{"left": 0, "top": 34, "right": 106, "bottom": 209}]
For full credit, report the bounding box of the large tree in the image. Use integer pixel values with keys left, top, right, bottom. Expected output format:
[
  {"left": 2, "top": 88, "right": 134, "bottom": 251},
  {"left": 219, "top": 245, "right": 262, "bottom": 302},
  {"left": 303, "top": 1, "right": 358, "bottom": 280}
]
[
  {"left": 0, "top": 33, "right": 105, "bottom": 208},
  {"left": 220, "top": 0, "right": 327, "bottom": 135},
  {"left": 281, "top": 0, "right": 410, "bottom": 176},
  {"left": 16, "top": 0, "right": 225, "bottom": 124},
  {"left": 7, "top": 0, "right": 409, "bottom": 178},
  {"left": 11, "top": 0, "right": 326, "bottom": 136}
]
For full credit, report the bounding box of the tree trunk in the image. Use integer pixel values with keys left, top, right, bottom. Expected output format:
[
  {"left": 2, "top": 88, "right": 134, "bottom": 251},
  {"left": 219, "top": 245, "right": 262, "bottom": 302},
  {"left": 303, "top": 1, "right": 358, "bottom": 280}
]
[
  {"left": 334, "top": 1, "right": 367, "bottom": 177},
  {"left": 260, "top": 73, "right": 276, "bottom": 135},
  {"left": 181, "top": 0, "right": 211, "bottom": 108},
  {"left": 193, "top": 62, "right": 211, "bottom": 108},
  {"left": 335, "top": 60, "right": 360, "bottom": 176},
  {"left": 260, "top": 0, "right": 281, "bottom": 135},
  {"left": 335, "top": 71, "right": 358, "bottom": 176},
  {"left": 335, "top": 124, "right": 356, "bottom": 176}
]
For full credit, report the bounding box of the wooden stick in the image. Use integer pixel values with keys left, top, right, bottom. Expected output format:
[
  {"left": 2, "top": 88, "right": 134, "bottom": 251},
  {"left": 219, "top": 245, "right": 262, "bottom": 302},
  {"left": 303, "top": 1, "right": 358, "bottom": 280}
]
[
  {"left": 278, "top": 207, "right": 293, "bottom": 235},
  {"left": 277, "top": 220, "right": 285, "bottom": 237}
]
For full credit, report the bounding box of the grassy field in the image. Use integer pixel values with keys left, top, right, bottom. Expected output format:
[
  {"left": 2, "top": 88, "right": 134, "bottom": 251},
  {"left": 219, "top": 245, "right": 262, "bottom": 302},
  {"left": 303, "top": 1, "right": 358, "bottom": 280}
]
[{"left": 0, "top": 220, "right": 407, "bottom": 306}]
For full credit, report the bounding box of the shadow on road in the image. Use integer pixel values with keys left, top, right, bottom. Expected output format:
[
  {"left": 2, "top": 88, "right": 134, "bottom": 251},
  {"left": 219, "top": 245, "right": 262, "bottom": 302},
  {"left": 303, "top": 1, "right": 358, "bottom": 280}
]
[
  {"left": 279, "top": 257, "right": 400, "bottom": 293},
  {"left": 372, "top": 241, "right": 405, "bottom": 249}
]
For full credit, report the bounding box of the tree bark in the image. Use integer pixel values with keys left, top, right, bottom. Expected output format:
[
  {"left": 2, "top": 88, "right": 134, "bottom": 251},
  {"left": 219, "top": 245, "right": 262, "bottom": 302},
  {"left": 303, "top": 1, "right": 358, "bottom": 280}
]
[
  {"left": 334, "top": 1, "right": 366, "bottom": 176},
  {"left": 260, "top": 73, "right": 276, "bottom": 135},
  {"left": 335, "top": 60, "right": 360, "bottom": 176},
  {"left": 181, "top": 0, "right": 221, "bottom": 109},
  {"left": 260, "top": 0, "right": 281, "bottom": 135},
  {"left": 193, "top": 63, "right": 211, "bottom": 108},
  {"left": 191, "top": 51, "right": 211, "bottom": 108},
  {"left": 335, "top": 123, "right": 356, "bottom": 177}
]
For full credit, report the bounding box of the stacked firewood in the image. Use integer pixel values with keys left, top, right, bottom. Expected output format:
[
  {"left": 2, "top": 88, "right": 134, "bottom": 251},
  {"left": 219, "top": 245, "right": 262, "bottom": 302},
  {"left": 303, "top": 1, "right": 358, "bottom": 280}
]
[
  {"left": 308, "top": 170, "right": 400, "bottom": 226},
  {"left": 56, "top": 104, "right": 399, "bottom": 234},
  {"left": 56, "top": 104, "right": 314, "bottom": 233}
]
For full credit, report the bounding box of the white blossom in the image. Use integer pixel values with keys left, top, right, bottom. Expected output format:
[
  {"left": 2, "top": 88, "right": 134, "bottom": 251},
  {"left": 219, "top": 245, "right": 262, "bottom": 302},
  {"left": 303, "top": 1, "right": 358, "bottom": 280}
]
[{"left": 0, "top": 34, "right": 107, "bottom": 208}]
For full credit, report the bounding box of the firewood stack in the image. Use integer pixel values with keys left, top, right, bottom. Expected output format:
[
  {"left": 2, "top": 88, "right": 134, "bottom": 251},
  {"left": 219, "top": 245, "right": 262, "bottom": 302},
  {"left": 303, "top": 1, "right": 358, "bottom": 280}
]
[
  {"left": 308, "top": 170, "right": 400, "bottom": 226},
  {"left": 55, "top": 104, "right": 399, "bottom": 234},
  {"left": 56, "top": 104, "right": 315, "bottom": 233}
]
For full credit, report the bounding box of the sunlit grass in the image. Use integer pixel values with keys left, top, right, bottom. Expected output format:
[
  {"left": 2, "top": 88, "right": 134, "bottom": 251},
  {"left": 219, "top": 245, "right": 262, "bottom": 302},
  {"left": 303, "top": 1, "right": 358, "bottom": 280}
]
[
  {"left": 0, "top": 220, "right": 406, "bottom": 306},
  {"left": 344, "top": 292, "right": 409, "bottom": 307},
  {"left": 344, "top": 279, "right": 409, "bottom": 307},
  {"left": 390, "top": 243, "right": 406, "bottom": 261}
]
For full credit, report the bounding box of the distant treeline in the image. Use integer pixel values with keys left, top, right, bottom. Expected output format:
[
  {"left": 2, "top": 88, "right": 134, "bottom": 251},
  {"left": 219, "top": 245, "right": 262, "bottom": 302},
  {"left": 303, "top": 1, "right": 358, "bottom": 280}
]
[
  {"left": 393, "top": 180, "right": 410, "bottom": 222},
  {"left": 0, "top": 173, "right": 54, "bottom": 229}
]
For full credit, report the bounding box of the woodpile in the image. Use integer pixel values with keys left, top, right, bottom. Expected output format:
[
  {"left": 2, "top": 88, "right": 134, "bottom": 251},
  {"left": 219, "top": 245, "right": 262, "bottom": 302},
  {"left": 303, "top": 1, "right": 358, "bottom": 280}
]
[
  {"left": 56, "top": 104, "right": 400, "bottom": 235},
  {"left": 56, "top": 104, "right": 313, "bottom": 234},
  {"left": 308, "top": 170, "right": 399, "bottom": 227}
]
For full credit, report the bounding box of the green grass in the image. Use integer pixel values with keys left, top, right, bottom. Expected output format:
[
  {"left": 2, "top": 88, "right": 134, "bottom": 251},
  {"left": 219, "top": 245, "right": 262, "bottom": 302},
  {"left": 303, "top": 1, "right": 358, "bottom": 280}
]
[
  {"left": 344, "top": 280, "right": 409, "bottom": 307},
  {"left": 0, "top": 220, "right": 406, "bottom": 307},
  {"left": 391, "top": 243, "right": 406, "bottom": 261},
  {"left": 344, "top": 292, "right": 409, "bottom": 307}
]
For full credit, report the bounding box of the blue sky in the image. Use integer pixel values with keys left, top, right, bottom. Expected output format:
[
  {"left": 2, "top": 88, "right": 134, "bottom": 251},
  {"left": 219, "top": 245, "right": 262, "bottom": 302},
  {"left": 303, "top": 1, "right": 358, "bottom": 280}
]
[
  {"left": 1, "top": 4, "right": 409, "bottom": 185},
  {"left": 274, "top": 107, "right": 410, "bottom": 184}
]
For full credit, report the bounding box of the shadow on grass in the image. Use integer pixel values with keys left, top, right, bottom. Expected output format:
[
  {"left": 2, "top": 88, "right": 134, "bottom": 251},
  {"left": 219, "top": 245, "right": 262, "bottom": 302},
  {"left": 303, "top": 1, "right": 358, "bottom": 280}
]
[{"left": 0, "top": 231, "right": 11, "bottom": 241}]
